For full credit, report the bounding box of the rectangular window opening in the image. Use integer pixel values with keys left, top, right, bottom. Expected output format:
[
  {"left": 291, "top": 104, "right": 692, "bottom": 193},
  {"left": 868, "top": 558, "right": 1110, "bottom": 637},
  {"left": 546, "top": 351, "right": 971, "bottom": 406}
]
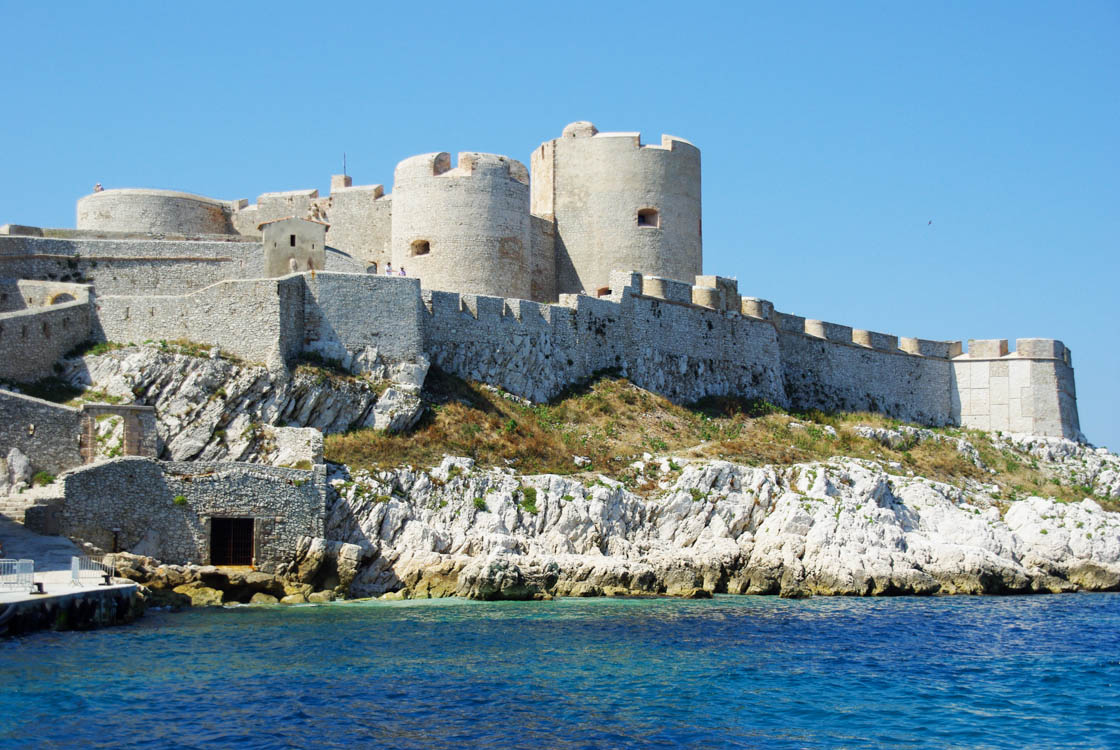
[
  {"left": 290, "top": 234, "right": 296, "bottom": 247},
  {"left": 411, "top": 239, "right": 431, "bottom": 256},
  {"left": 637, "top": 208, "right": 660, "bottom": 228}
]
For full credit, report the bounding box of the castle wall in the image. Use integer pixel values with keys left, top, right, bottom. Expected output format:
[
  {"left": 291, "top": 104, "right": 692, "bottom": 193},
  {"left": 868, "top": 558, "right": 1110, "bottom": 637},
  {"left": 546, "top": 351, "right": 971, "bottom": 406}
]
[
  {"left": 0, "top": 235, "right": 263, "bottom": 295},
  {"left": 391, "top": 152, "right": 533, "bottom": 300},
  {"left": 77, "top": 189, "right": 239, "bottom": 236},
  {"left": 0, "top": 390, "right": 83, "bottom": 475},
  {"left": 625, "top": 274, "right": 787, "bottom": 405},
  {"left": 533, "top": 123, "right": 703, "bottom": 296},
  {"left": 422, "top": 289, "right": 596, "bottom": 404},
  {"left": 93, "top": 276, "right": 306, "bottom": 364},
  {"left": 422, "top": 273, "right": 787, "bottom": 407},
  {"left": 303, "top": 273, "right": 425, "bottom": 366},
  {"left": 41, "top": 457, "right": 326, "bottom": 568},
  {"left": 0, "top": 279, "right": 90, "bottom": 311},
  {"left": 952, "top": 339, "right": 1080, "bottom": 439},
  {"left": 0, "top": 300, "right": 92, "bottom": 382},
  {"left": 773, "top": 312, "right": 954, "bottom": 426}
]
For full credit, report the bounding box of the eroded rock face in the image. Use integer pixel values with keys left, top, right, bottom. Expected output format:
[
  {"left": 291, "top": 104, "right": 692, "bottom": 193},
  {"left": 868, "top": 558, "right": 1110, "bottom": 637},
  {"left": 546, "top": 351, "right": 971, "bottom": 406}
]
[
  {"left": 993, "top": 433, "right": 1120, "bottom": 499},
  {"left": 63, "top": 347, "right": 425, "bottom": 462},
  {"left": 323, "top": 455, "right": 1120, "bottom": 600}
]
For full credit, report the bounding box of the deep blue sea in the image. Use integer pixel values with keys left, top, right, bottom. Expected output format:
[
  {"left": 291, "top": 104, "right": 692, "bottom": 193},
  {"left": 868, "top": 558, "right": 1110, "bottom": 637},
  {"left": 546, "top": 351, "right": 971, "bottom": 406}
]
[{"left": 1, "top": 594, "right": 1118, "bottom": 749}]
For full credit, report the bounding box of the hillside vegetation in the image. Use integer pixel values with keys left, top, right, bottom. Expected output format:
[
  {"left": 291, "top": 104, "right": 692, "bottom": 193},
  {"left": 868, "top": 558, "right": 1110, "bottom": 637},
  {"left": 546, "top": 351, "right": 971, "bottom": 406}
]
[{"left": 326, "top": 368, "right": 1117, "bottom": 510}]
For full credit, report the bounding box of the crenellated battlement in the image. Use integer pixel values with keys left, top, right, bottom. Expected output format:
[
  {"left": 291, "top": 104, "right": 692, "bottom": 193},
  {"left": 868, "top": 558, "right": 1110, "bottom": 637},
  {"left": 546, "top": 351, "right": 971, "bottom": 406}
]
[
  {"left": 770, "top": 308, "right": 962, "bottom": 360},
  {"left": 960, "top": 338, "right": 1071, "bottom": 365},
  {"left": 394, "top": 152, "right": 529, "bottom": 186},
  {"left": 558, "top": 121, "right": 698, "bottom": 154}
]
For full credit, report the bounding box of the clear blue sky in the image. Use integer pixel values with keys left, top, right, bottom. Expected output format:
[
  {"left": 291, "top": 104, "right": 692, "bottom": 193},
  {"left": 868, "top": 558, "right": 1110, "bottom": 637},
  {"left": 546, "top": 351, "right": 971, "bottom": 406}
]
[{"left": 2, "top": 1, "right": 1116, "bottom": 447}]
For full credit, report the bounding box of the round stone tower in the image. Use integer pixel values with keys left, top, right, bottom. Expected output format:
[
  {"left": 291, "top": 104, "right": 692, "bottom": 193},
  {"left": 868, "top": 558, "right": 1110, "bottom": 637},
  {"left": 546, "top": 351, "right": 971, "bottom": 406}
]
[
  {"left": 77, "top": 188, "right": 239, "bottom": 235},
  {"left": 530, "top": 121, "right": 702, "bottom": 295},
  {"left": 390, "top": 152, "right": 531, "bottom": 299}
]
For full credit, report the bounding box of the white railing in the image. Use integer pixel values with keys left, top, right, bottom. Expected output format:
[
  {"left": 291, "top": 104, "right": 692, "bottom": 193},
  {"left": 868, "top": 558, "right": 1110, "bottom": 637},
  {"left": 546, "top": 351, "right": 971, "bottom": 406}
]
[
  {"left": 70, "top": 555, "right": 116, "bottom": 586},
  {"left": 0, "top": 559, "right": 35, "bottom": 593}
]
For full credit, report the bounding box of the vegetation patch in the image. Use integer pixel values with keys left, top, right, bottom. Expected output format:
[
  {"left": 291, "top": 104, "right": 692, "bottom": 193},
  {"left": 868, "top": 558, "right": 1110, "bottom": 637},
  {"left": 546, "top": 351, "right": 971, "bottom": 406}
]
[
  {"left": 31, "top": 471, "right": 55, "bottom": 486},
  {"left": 316, "top": 368, "right": 1112, "bottom": 507}
]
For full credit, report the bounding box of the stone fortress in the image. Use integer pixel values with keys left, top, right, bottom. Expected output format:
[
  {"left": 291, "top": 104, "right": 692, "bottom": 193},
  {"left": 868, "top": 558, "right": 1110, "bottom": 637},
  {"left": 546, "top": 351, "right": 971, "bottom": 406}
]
[
  {"left": 1, "top": 120, "right": 1081, "bottom": 439},
  {"left": 0, "top": 120, "right": 1083, "bottom": 570}
]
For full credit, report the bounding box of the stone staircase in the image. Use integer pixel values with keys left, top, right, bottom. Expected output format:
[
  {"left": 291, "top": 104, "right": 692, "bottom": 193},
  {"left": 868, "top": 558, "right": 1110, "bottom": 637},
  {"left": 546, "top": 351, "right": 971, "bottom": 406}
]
[{"left": 0, "top": 483, "right": 63, "bottom": 524}]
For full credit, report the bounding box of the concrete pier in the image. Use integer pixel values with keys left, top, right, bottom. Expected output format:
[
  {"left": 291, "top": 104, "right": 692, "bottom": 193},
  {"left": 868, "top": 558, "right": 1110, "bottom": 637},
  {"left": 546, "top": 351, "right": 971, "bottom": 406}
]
[{"left": 0, "top": 515, "right": 144, "bottom": 636}]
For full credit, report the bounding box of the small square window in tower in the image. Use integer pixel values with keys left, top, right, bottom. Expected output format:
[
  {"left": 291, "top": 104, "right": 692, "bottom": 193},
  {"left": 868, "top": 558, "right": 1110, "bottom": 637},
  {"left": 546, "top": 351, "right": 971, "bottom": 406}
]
[
  {"left": 637, "top": 208, "right": 660, "bottom": 228},
  {"left": 411, "top": 239, "right": 431, "bottom": 256},
  {"left": 211, "top": 517, "right": 254, "bottom": 566}
]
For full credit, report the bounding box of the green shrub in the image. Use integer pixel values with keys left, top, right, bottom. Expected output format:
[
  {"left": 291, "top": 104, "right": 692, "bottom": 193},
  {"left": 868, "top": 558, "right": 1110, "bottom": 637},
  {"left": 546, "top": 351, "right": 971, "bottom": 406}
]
[
  {"left": 31, "top": 471, "right": 56, "bottom": 486},
  {"left": 173, "top": 495, "right": 188, "bottom": 506},
  {"left": 473, "top": 497, "right": 488, "bottom": 512},
  {"left": 519, "top": 486, "right": 539, "bottom": 514}
]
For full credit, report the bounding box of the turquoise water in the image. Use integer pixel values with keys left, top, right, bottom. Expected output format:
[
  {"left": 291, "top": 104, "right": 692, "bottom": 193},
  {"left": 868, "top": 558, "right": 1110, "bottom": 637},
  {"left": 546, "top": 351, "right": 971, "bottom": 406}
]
[{"left": 1, "top": 594, "right": 1118, "bottom": 749}]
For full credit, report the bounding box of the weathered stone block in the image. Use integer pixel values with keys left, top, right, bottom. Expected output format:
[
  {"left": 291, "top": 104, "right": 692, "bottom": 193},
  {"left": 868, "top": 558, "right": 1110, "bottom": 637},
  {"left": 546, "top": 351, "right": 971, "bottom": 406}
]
[
  {"left": 1016, "top": 338, "right": 1064, "bottom": 359},
  {"left": 968, "top": 339, "right": 1008, "bottom": 358}
]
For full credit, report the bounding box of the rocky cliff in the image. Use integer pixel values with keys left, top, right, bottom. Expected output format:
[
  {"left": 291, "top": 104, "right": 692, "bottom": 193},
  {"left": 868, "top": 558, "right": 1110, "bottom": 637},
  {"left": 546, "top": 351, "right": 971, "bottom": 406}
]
[
  {"left": 61, "top": 345, "right": 427, "bottom": 462},
  {"left": 311, "top": 438, "right": 1120, "bottom": 600}
]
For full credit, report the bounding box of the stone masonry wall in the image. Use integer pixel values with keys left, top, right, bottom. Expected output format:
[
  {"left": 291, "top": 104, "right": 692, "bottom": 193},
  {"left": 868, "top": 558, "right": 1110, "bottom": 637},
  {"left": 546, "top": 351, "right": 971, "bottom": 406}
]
[
  {"left": 93, "top": 276, "right": 307, "bottom": 364},
  {"left": 41, "top": 457, "right": 326, "bottom": 568},
  {"left": 0, "top": 235, "right": 262, "bottom": 295},
  {"left": 776, "top": 319, "right": 955, "bottom": 427},
  {"left": 422, "top": 273, "right": 787, "bottom": 407},
  {"left": 0, "top": 279, "right": 91, "bottom": 311},
  {"left": 0, "top": 390, "right": 83, "bottom": 475},
  {"left": 0, "top": 300, "right": 92, "bottom": 382},
  {"left": 303, "top": 273, "right": 425, "bottom": 366}
]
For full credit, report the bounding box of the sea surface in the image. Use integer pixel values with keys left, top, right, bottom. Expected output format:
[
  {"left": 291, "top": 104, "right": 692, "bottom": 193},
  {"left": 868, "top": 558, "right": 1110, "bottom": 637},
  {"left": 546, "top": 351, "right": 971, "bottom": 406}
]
[{"left": 1, "top": 594, "right": 1118, "bottom": 749}]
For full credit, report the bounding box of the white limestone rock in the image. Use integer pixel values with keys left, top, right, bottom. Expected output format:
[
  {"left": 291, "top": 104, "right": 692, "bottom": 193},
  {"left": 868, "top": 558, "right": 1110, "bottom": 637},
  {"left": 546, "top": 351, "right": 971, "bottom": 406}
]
[
  {"left": 64, "top": 346, "right": 428, "bottom": 462},
  {"left": 7, "top": 448, "right": 32, "bottom": 487},
  {"left": 369, "top": 388, "right": 424, "bottom": 432},
  {"left": 323, "top": 453, "right": 1120, "bottom": 600}
]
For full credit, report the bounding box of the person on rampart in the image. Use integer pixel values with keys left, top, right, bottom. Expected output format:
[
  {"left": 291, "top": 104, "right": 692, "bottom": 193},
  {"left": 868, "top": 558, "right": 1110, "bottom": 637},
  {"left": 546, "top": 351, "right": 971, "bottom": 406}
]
[
  {"left": 399, "top": 267, "right": 407, "bottom": 276},
  {"left": 93, "top": 183, "right": 103, "bottom": 192},
  {"left": 385, "top": 262, "right": 394, "bottom": 275}
]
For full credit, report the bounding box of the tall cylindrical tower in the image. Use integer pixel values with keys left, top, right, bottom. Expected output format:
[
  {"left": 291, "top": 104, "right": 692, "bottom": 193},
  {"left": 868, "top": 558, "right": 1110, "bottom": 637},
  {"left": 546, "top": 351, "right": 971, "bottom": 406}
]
[
  {"left": 390, "top": 152, "right": 531, "bottom": 299},
  {"left": 531, "top": 121, "right": 702, "bottom": 295}
]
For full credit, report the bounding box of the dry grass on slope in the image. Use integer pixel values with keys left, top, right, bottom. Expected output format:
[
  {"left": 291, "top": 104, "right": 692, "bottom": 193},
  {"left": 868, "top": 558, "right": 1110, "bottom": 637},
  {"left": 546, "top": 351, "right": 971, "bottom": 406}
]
[{"left": 325, "top": 369, "right": 1002, "bottom": 496}]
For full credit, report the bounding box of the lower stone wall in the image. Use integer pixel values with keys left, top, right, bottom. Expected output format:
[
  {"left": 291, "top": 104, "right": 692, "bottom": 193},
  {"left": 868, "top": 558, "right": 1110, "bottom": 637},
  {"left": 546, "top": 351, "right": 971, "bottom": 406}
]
[
  {"left": 33, "top": 458, "right": 326, "bottom": 569},
  {"left": 0, "top": 390, "right": 83, "bottom": 475},
  {"left": 0, "top": 301, "right": 92, "bottom": 382},
  {"left": 778, "top": 330, "right": 953, "bottom": 426},
  {"left": 93, "top": 276, "right": 306, "bottom": 364},
  {"left": 0, "top": 235, "right": 262, "bottom": 295},
  {"left": 303, "top": 272, "right": 425, "bottom": 366}
]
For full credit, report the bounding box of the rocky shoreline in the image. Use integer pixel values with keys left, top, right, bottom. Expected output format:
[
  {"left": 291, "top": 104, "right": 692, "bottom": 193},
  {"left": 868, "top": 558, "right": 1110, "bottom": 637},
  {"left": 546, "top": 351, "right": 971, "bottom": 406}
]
[{"left": 108, "top": 439, "right": 1120, "bottom": 606}]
